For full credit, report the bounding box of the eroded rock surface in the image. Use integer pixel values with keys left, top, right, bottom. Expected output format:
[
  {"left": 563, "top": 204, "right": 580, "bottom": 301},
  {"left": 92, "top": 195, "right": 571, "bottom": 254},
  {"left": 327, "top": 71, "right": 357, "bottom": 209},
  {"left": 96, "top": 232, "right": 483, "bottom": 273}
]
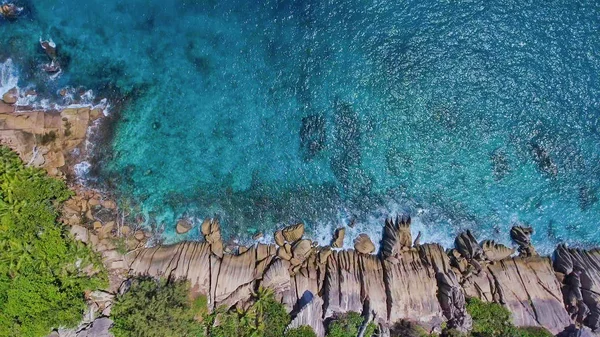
[{"left": 124, "top": 218, "right": 584, "bottom": 335}]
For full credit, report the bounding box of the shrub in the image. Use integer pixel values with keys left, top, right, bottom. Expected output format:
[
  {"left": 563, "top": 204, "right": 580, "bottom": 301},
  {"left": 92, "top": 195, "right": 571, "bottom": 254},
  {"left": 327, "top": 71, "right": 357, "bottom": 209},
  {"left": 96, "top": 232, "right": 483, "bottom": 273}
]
[
  {"left": 257, "top": 287, "right": 290, "bottom": 337},
  {"left": 0, "top": 146, "right": 107, "bottom": 337},
  {"left": 390, "top": 320, "right": 430, "bottom": 337},
  {"left": 514, "top": 326, "right": 554, "bottom": 337},
  {"left": 209, "top": 308, "right": 242, "bottom": 337},
  {"left": 441, "top": 328, "right": 468, "bottom": 337},
  {"left": 207, "top": 287, "right": 290, "bottom": 337},
  {"left": 286, "top": 326, "right": 318, "bottom": 337},
  {"left": 466, "top": 298, "right": 516, "bottom": 337},
  {"left": 326, "top": 312, "right": 366, "bottom": 337},
  {"left": 110, "top": 277, "right": 204, "bottom": 337}
]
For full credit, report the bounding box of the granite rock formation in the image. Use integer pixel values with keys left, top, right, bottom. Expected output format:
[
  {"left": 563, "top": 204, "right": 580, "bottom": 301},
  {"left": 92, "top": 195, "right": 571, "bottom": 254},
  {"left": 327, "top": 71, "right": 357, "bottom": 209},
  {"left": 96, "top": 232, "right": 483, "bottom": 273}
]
[
  {"left": 124, "top": 216, "right": 592, "bottom": 335},
  {"left": 0, "top": 102, "right": 103, "bottom": 176}
]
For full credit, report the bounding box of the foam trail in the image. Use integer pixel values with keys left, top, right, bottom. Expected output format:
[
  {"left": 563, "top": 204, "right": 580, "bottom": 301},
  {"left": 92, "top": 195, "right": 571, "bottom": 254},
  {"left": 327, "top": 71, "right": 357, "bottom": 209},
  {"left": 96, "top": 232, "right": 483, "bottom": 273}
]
[{"left": 0, "top": 59, "right": 19, "bottom": 97}]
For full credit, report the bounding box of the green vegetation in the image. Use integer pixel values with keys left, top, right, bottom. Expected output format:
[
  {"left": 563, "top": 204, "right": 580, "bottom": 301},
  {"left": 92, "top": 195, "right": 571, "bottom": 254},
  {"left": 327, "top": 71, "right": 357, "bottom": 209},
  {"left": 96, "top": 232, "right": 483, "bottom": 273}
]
[
  {"left": 390, "top": 320, "right": 431, "bottom": 337},
  {"left": 207, "top": 287, "right": 294, "bottom": 337},
  {"left": 326, "top": 312, "right": 376, "bottom": 337},
  {"left": 285, "top": 326, "right": 318, "bottom": 337},
  {"left": 512, "top": 327, "right": 554, "bottom": 337},
  {"left": 111, "top": 278, "right": 204, "bottom": 337},
  {"left": 384, "top": 299, "right": 554, "bottom": 337},
  {"left": 111, "top": 279, "right": 315, "bottom": 337},
  {"left": 466, "top": 298, "right": 553, "bottom": 337},
  {"left": 0, "top": 146, "right": 107, "bottom": 337}
]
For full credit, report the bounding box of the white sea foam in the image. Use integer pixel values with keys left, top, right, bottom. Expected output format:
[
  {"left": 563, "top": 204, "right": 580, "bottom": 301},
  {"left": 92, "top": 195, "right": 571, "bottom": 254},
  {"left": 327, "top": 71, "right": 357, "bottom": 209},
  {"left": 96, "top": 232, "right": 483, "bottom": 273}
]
[
  {"left": 73, "top": 161, "right": 91, "bottom": 180},
  {"left": 0, "top": 58, "right": 19, "bottom": 97}
]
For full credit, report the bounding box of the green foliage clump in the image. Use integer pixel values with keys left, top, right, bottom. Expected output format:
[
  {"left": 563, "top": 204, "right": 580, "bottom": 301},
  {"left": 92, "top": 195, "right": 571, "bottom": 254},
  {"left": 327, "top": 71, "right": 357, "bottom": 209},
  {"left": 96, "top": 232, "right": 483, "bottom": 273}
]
[
  {"left": 111, "top": 278, "right": 204, "bottom": 337},
  {"left": 364, "top": 322, "right": 378, "bottom": 337},
  {"left": 441, "top": 328, "right": 468, "bottom": 337},
  {"left": 285, "top": 326, "right": 318, "bottom": 337},
  {"left": 207, "top": 287, "right": 291, "bottom": 337},
  {"left": 466, "top": 298, "right": 552, "bottom": 337},
  {"left": 390, "top": 320, "right": 431, "bottom": 337},
  {"left": 326, "top": 312, "right": 376, "bottom": 337},
  {"left": 467, "top": 298, "right": 514, "bottom": 337},
  {"left": 0, "top": 146, "right": 107, "bottom": 337},
  {"left": 513, "top": 327, "right": 554, "bottom": 337}
]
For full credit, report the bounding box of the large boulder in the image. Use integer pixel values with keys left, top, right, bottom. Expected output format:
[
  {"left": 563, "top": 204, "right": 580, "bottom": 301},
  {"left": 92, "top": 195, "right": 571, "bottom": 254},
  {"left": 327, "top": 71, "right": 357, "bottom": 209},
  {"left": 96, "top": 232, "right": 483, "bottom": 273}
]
[
  {"left": 354, "top": 233, "right": 375, "bottom": 254},
  {"left": 481, "top": 240, "right": 515, "bottom": 261},
  {"left": 176, "top": 219, "right": 193, "bottom": 234},
  {"left": 454, "top": 230, "right": 485, "bottom": 260},
  {"left": 282, "top": 223, "right": 305, "bottom": 243},
  {"left": 510, "top": 226, "right": 537, "bottom": 257},
  {"left": 291, "top": 239, "right": 312, "bottom": 265},
  {"left": 332, "top": 228, "right": 345, "bottom": 248},
  {"left": 2, "top": 88, "right": 17, "bottom": 104}
]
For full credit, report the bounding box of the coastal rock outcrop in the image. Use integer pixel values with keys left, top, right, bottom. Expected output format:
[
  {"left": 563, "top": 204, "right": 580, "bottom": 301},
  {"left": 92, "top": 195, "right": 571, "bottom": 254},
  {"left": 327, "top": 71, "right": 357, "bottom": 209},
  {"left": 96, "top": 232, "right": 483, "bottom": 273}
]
[
  {"left": 201, "top": 218, "right": 224, "bottom": 257},
  {"left": 462, "top": 255, "right": 571, "bottom": 334},
  {"left": 0, "top": 106, "right": 103, "bottom": 176},
  {"left": 2, "top": 88, "right": 17, "bottom": 104},
  {"left": 455, "top": 230, "right": 485, "bottom": 261},
  {"left": 332, "top": 227, "right": 345, "bottom": 248},
  {"left": 282, "top": 223, "right": 305, "bottom": 243},
  {"left": 176, "top": 218, "right": 193, "bottom": 234},
  {"left": 0, "top": 3, "right": 22, "bottom": 19},
  {"left": 381, "top": 215, "right": 413, "bottom": 262},
  {"left": 123, "top": 216, "right": 585, "bottom": 335},
  {"left": 510, "top": 226, "right": 538, "bottom": 257},
  {"left": 287, "top": 293, "right": 326, "bottom": 337},
  {"left": 354, "top": 234, "right": 375, "bottom": 254},
  {"left": 481, "top": 240, "right": 515, "bottom": 262},
  {"left": 420, "top": 244, "right": 472, "bottom": 332},
  {"left": 553, "top": 245, "right": 600, "bottom": 331},
  {"left": 384, "top": 247, "right": 444, "bottom": 328}
]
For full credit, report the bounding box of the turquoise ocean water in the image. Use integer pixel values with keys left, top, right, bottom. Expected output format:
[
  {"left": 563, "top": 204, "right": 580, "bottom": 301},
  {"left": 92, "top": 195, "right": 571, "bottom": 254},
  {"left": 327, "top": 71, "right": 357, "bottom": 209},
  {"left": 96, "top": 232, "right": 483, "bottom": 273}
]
[{"left": 1, "top": 0, "right": 599, "bottom": 250}]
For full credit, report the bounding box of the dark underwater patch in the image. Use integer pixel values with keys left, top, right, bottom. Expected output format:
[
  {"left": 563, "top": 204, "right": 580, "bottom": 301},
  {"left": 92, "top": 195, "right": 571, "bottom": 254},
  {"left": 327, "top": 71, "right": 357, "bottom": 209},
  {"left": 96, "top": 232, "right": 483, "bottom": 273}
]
[{"left": 299, "top": 113, "right": 326, "bottom": 160}]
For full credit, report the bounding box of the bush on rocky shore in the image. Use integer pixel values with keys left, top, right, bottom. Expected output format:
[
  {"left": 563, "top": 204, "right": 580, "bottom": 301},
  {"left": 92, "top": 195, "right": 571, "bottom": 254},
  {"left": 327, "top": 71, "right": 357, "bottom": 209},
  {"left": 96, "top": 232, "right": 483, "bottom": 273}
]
[
  {"left": 111, "top": 278, "right": 317, "bottom": 337},
  {"left": 0, "top": 146, "right": 107, "bottom": 337},
  {"left": 466, "top": 298, "right": 553, "bottom": 337},
  {"left": 110, "top": 278, "right": 204, "bottom": 337},
  {"left": 285, "top": 326, "right": 318, "bottom": 337},
  {"left": 326, "top": 312, "right": 377, "bottom": 337}
]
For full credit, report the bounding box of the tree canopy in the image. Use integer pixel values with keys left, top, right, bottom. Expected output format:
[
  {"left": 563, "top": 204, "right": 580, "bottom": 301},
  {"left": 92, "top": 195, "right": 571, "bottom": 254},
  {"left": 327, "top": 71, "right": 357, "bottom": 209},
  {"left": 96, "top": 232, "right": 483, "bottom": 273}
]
[{"left": 0, "top": 146, "right": 106, "bottom": 337}]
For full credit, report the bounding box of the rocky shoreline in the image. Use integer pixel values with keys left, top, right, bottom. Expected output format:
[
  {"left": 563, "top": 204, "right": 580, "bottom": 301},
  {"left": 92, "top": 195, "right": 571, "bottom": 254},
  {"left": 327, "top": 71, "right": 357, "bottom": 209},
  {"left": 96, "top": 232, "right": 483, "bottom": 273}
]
[
  {"left": 1, "top": 99, "right": 599, "bottom": 337},
  {"left": 125, "top": 218, "right": 599, "bottom": 337}
]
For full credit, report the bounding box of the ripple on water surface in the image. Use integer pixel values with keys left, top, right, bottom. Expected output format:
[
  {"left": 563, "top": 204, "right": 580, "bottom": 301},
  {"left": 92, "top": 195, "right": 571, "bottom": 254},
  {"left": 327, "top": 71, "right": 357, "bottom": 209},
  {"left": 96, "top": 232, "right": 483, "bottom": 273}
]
[{"left": 1, "top": 0, "right": 599, "bottom": 250}]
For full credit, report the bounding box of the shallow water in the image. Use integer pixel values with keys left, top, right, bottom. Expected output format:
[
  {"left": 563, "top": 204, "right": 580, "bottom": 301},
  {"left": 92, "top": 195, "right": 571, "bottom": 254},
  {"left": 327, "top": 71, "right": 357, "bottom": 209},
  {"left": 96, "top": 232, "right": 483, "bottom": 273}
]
[{"left": 1, "top": 0, "right": 600, "bottom": 250}]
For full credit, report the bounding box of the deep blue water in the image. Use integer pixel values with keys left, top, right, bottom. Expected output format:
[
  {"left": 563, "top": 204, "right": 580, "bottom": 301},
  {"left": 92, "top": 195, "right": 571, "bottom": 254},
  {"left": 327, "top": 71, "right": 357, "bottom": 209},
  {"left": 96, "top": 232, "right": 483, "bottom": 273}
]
[{"left": 1, "top": 0, "right": 600, "bottom": 250}]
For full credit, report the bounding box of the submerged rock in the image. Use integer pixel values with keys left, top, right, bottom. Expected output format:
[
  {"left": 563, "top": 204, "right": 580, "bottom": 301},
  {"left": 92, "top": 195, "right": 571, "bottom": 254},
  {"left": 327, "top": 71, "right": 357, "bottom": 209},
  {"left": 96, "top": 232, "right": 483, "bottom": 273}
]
[
  {"left": 530, "top": 142, "right": 558, "bottom": 177},
  {"left": 300, "top": 114, "right": 326, "bottom": 161},
  {"left": 490, "top": 149, "right": 511, "bottom": 180},
  {"left": 0, "top": 3, "right": 22, "bottom": 19}
]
